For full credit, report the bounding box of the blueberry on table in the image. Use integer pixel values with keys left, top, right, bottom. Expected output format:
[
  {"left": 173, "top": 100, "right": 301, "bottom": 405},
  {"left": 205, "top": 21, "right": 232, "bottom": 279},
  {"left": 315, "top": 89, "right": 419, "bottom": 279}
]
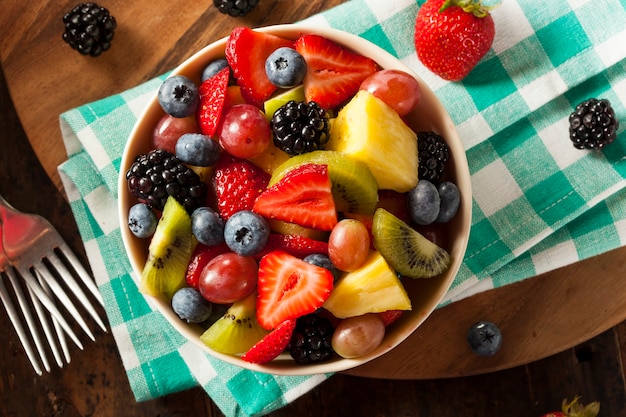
[{"left": 467, "top": 321, "right": 502, "bottom": 357}]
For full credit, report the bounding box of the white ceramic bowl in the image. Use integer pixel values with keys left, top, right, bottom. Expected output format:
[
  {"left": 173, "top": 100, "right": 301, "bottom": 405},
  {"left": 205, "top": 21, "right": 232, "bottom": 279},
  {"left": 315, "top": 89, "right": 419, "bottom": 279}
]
[{"left": 118, "top": 24, "right": 471, "bottom": 375}]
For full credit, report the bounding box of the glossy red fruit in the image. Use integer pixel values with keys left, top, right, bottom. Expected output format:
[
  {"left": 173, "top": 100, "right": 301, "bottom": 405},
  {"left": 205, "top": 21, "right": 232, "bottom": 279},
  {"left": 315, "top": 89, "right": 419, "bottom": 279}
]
[
  {"left": 253, "top": 163, "right": 337, "bottom": 231},
  {"left": 198, "top": 252, "right": 258, "bottom": 304},
  {"left": 218, "top": 104, "right": 271, "bottom": 159},
  {"left": 328, "top": 219, "right": 370, "bottom": 272},
  {"left": 242, "top": 319, "right": 296, "bottom": 364},
  {"left": 152, "top": 114, "right": 199, "bottom": 154},
  {"left": 253, "top": 233, "right": 329, "bottom": 260},
  {"left": 359, "top": 69, "right": 421, "bottom": 117},
  {"left": 378, "top": 310, "right": 404, "bottom": 326},
  {"left": 225, "top": 27, "right": 294, "bottom": 107},
  {"left": 212, "top": 153, "right": 270, "bottom": 220},
  {"left": 539, "top": 396, "right": 599, "bottom": 417},
  {"left": 414, "top": 0, "right": 495, "bottom": 81},
  {"left": 256, "top": 250, "right": 334, "bottom": 330},
  {"left": 185, "top": 242, "right": 231, "bottom": 288},
  {"left": 197, "top": 66, "right": 230, "bottom": 137},
  {"left": 295, "top": 34, "right": 379, "bottom": 109}
]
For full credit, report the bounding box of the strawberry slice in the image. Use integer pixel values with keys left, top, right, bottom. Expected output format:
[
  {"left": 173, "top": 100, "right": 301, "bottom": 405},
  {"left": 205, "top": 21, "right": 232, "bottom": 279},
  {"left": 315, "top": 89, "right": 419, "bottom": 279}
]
[
  {"left": 256, "top": 250, "right": 334, "bottom": 330},
  {"left": 185, "top": 242, "right": 231, "bottom": 288},
  {"left": 253, "top": 234, "right": 329, "bottom": 260},
  {"left": 378, "top": 310, "right": 404, "bottom": 327},
  {"left": 253, "top": 163, "right": 337, "bottom": 231},
  {"left": 242, "top": 319, "right": 296, "bottom": 364},
  {"left": 225, "top": 27, "right": 294, "bottom": 107},
  {"left": 212, "top": 153, "right": 270, "bottom": 220},
  {"left": 295, "top": 34, "right": 379, "bottom": 110},
  {"left": 197, "top": 66, "right": 230, "bottom": 137}
]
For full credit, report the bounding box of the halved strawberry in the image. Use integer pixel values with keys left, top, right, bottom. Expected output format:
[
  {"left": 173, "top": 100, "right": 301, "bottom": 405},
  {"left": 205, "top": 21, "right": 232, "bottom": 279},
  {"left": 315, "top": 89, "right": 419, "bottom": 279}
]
[
  {"left": 185, "top": 242, "right": 231, "bottom": 288},
  {"left": 256, "top": 250, "right": 334, "bottom": 330},
  {"left": 253, "top": 163, "right": 337, "bottom": 231},
  {"left": 212, "top": 153, "right": 270, "bottom": 220},
  {"left": 197, "top": 66, "right": 230, "bottom": 137},
  {"left": 225, "top": 27, "right": 294, "bottom": 107},
  {"left": 295, "top": 34, "right": 379, "bottom": 110},
  {"left": 253, "top": 233, "right": 329, "bottom": 260},
  {"left": 378, "top": 310, "right": 404, "bottom": 327},
  {"left": 242, "top": 319, "right": 296, "bottom": 364}
]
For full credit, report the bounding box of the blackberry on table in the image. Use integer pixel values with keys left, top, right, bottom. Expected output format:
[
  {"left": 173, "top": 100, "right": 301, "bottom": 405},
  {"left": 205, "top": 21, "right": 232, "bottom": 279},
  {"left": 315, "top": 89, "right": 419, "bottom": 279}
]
[
  {"left": 62, "top": 2, "right": 116, "bottom": 57},
  {"left": 271, "top": 100, "right": 330, "bottom": 156},
  {"left": 213, "top": 0, "right": 260, "bottom": 17},
  {"left": 126, "top": 150, "right": 207, "bottom": 213},
  {"left": 417, "top": 131, "right": 449, "bottom": 183},
  {"left": 569, "top": 98, "right": 619, "bottom": 150},
  {"left": 288, "top": 314, "right": 335, "bottom": 364}
]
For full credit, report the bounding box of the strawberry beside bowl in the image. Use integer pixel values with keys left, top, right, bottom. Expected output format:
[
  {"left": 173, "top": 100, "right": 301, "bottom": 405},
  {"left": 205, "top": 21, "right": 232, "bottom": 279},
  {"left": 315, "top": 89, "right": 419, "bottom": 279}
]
[{"left": 118, "top": 24, "right": 471, "bottom": 375}]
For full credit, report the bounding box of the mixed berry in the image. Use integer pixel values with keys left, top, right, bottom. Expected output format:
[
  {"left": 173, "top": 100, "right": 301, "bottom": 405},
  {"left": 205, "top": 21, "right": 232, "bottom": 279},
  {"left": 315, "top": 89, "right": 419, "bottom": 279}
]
[{"left": 124, "top": 27, "right": 463, "bottom": 365}]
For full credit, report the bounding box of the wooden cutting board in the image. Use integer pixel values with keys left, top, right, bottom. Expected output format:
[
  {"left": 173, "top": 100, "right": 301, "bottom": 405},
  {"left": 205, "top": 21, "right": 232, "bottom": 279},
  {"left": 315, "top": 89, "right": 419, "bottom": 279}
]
[{"left": 2, "top": 0, "right": 626, "bottom": 379}]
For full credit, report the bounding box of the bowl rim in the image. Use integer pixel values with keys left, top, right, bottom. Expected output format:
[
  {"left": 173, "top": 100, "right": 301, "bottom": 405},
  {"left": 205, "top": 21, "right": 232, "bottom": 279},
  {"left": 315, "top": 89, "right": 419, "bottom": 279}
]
[{"left": 118, "top": 23, "right": 472, "bottom": 375}]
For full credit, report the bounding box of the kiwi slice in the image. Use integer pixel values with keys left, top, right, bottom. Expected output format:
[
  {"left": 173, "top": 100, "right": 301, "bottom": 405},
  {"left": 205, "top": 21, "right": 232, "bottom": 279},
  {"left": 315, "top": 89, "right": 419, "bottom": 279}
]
[
  {"left": 140, "top": 196, "right": 196, "bottom": 299},
  {"left": 372, "top": 208, "right": 451, "bottom": 279},
  {"left": 200, "top": 292, "right": 269, "bottom": 354},
  {"left": 263, "top": 85, "right": 305, "bottom": 120},
  {"left": 269, "top": 150, "right": 379, "bottom": 214}
]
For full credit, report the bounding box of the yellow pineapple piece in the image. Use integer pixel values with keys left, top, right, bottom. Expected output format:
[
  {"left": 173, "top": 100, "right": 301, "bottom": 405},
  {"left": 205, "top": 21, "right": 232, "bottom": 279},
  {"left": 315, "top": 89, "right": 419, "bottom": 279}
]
[
  {"left": 323, "top": 251, "right": 411, "bottom": 318},
  {"left": 327, "top": 90, "right": 418, "bottom": 192},
  {"left": 248, "top": 140, "right": 290, "bottom": 175}
]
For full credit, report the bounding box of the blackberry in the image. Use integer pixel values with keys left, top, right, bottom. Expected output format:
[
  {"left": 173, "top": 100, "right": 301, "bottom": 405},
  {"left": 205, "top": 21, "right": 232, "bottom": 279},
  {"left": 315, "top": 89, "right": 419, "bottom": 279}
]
[
  {"left": 288, "top": 314, "right": 335, "bottom": 364},
  {"left": 126, "top": 150, "right": 207, "bottom": 213},
  {"left": 569, "top": 98, "right": 619, "bottom": 150},
  {"left": 417, "top": 131, "right": 449, "bottom": 183},
  {"left": 271, "top": 101, "right": 330, "bottom": 156},
  {"left": 213, "top": 0, "right": 260, "bottom": 17},
  {"left": 62, "top": 3, "right": 116, "bottom": 57}
]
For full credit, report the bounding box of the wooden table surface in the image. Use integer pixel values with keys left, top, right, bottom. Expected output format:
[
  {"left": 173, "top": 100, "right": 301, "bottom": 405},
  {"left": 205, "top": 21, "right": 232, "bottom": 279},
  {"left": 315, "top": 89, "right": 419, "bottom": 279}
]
[{"left": 2, "top": 1, "right": 626, "bottom": 415}]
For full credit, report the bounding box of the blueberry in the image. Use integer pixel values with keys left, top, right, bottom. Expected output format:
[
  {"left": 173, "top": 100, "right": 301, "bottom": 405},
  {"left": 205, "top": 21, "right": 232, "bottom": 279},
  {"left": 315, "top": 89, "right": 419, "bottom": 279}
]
[
  {"left": 224, "top": 210, "right": 270, "bottom": 256},
  {"left": 201, "top": 58, "right": 229, "bottom": 82},
  {"left": 175, "top": 133, "right": 221, "bottom": 167},
  {"left": 408, "top": 180, "right": 440, "bottom": 225},
  {"left": 467, "top": 321, "right": 502, "bottom": 357},
  {"left": 127, "top": 203, "right": 157, "bottom": 238},
  {"left": 265, "top": 47, "right": 307, "bottom": 88},
  {"left": 436, "top": 181, "right": 460, "bottom": 223},
  {"left": 304, "top": 254, "right": 342, "bottom": 281},
  {"left": 191, "top": 207, "right": 225, "bottom": 246},
  {"left": 171, "top": 287, "right": 213, "bottom": 323},
  {"left": 158, "top": 75, "right": 199, "bottom": 118}
]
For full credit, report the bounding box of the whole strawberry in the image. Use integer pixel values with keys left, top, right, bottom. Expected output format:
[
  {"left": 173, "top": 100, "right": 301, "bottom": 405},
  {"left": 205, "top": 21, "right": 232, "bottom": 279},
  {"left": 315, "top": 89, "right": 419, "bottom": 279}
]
[
  {"left": 414, "top": 0, "right": 496, "bottom": 81},
  {"left": 540, "top": 396, "right": 600, "bottom": 417}
]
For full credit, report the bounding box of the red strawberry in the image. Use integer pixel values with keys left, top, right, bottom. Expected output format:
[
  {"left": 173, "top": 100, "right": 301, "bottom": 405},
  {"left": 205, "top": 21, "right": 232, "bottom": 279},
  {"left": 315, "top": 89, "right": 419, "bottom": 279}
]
[
  {"left": 378, "top": 310, "right": 404, "bottom": 327},
  {"left": 540, "top": 396, "right": 599, "bottom": 417},
  {"left": 225, "top": 27, "right": 294, "bottom": 107},
  {"left": 242, "top": 319, "right": 296, "bottom": 364},
  {"left": 256, "top": 250, "right": 334, "bottom": 330},
  {"left": 414, "top": 0, "right": 496, "bottom": 81},
  {"left": 185, "top": 242, "right": 231, "bottom": 288},
  {"left": 253, "top": 234, "right": 329, "bottom": 260},
  {"left": 197, "top": 66, "right": 230, "bottom": 137},
  {"left": 212, "top": 153, "right": 270, "bottom": 220},
  {"left": 294, "top": 34, "right": 379, "bottom": 110},
  {"left": 253, "top": 163, "right": 337, "bottom": 231}
]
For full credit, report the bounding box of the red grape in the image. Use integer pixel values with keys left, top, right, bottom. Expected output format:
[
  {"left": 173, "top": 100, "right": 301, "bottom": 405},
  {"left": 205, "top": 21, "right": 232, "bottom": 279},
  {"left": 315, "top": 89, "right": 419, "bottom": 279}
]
[
  {"left": 328, "top": 219, "right": 370, "bottom": 271},
  {"left": 359, "top": 69, "right": 421, "bottom": 116},
  {"left": 332, "top": 314, "right": 386, "bottom": 358},
  {"left": 152, "top": 113, "right": 200, "bottom": 154},
  {"left": 198, "top": 252, "right": 258, "bottom": 304},
  {"left": 218, "top": 104, "right": 271, "bottom": 159}
]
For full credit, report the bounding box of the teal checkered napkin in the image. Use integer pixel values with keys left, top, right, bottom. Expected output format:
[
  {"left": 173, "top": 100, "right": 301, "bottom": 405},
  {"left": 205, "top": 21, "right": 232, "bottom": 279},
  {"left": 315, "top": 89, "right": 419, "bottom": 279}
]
[{"left": 57, "top": 1, "right": 626, "bottom": 416}]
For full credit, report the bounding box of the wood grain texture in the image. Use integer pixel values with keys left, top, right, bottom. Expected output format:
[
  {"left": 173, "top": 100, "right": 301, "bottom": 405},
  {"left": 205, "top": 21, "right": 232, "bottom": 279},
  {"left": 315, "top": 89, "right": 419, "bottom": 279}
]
[{"left": 2, "top": 1, "right": 626, "bottom": 415}]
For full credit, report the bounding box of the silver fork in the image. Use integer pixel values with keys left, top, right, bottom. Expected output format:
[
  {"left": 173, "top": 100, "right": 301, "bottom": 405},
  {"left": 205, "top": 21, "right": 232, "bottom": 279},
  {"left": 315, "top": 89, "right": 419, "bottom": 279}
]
[{"left": 0, "top": 193, "right": 107, "bottom": 374}]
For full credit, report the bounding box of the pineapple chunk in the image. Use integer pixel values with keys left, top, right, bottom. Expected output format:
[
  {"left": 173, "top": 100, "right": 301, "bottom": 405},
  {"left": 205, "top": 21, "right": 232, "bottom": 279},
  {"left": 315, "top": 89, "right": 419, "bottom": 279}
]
[
  {"left": 327, "top": 90, "right": 418, "bottom": 192},
  {"left": 323, "top": 251, "right": 411, "bottom": 318}
]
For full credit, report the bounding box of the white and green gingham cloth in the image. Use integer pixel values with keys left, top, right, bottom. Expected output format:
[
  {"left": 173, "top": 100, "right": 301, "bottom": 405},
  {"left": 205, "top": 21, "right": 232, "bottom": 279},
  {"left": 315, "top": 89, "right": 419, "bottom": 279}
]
[{"left": 57, "top": 0, "right": 626, "bottom": 416}]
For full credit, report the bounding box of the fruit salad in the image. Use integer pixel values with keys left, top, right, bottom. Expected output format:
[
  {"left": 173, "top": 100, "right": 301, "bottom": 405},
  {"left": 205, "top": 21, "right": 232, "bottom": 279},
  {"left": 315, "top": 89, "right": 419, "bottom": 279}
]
[{"left": 123, "top": 26, "right": 463, "bottom": 366}]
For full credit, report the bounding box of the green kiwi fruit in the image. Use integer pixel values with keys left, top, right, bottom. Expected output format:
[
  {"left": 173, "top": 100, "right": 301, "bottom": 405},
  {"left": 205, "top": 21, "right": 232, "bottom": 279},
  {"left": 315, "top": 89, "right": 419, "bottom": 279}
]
[
  {"left": 263, "top": 85, "right": 305, "bottom": 120},
  {"left": 372, "top": 208, "right": 451, "bottom": 278},
  {"left": 269, "top": 150, "right": 379, "bottom": 214},
  {"left": 200, "top": 292, "right": 269, "bottom": 354},
  {"left": 140, "top": 196, "right": 196, "bottom": 299}
]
